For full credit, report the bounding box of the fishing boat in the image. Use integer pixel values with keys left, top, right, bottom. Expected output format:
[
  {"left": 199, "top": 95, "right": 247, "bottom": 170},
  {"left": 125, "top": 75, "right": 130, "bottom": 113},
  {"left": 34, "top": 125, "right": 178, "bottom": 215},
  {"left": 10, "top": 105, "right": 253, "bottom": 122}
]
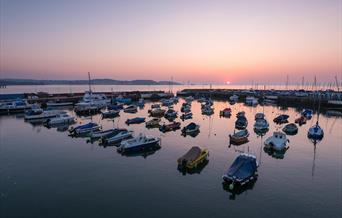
[
  {"left": 125, "top": 117, "right": 145, "bottom": 125},
  {"left": 301, "top": 109, "right": 313, "bottom": 119},
  {"left": 164, "top": 109, "right": 177, "bottom": 119},
  {"left": 46, "top": 101, "right": 73, "bottom": 107},
  {"left": 145, "top": 118, "right": 161, "bottom": 128},
  {"left": 222, "top": 153, "right": 258, "bottom": 190},
  {"left": 264, "top": 132, "right": 289, "bottom": 151},
  {"left": 180, "top": 112, "right": 193, "bottom": 120},
  {"left": 229, "top": 129, "right": 249, "bottom": 145},
  {"left": 253, "top": 118, "right": 269, "bottom": 132},
  {"left": 159, "top": 122, "right": 181, "bottom": 132},
  {"left": 201, "top": 106, "right": 214, "bottom": 115},
  {"left": 282, "top": 123, "right": 298, "bottom": 135},
  {"left": 220, "top": 108, "right": 232, "bottom": 117},
  {"left": 24, "top": 107, "right": 62, "bottom": 120},
  {"left": 100, "top": 129, "right": 133, "bottom": 145},
  {"left": 177, "top": 146, "right": 209, "bottom": 170},
  {"left": 123, "top": 105, "right": 138, "bottom": 113},
  {"left": 118, "top": 134, "right": 160, "bottom": 154},
  {"left": 295, "top": 116, "right": 307, "bottom": 126},
  {"left": 182, "top": 122, "right": 200, "bottom": 134},
  {"left": 101, "top": 110, "right": 120, "bottom": 118},
  {"left": 0, "top": 99, "right": 32, "bottom": 114},
  {"left": 235, "top": 116, "right": 248, "bottom": 130},
  {"left": 255, "top": 113, "right": 265, "bottom": 120},
  {"left": 245, "top": 96, "right": 258, "bottom": 106},
  {"left": 149, "top": 108, "right": 166, "bottom": 117},
  {"left": 69, "top": 122, "right": 101, "bottom": 135},
  {"left": 308, "top": 121, "right": 324, "bottom": 140},
  {"left": 46, "top": 113, "right": 75, "bottom": 125},
  {"left": 273, "top": 114, "right": 289, "bottom": 124}
]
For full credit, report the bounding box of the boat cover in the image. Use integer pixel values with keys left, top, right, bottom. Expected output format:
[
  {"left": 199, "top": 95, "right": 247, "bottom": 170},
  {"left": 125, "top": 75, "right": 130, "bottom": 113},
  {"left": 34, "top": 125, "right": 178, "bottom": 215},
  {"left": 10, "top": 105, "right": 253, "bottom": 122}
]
[
  {"left": 178, "top": 146, "right": 201, "bottom": 163},
  {"left": 227, "top": 155, "right": 257, "bottom": 181}
]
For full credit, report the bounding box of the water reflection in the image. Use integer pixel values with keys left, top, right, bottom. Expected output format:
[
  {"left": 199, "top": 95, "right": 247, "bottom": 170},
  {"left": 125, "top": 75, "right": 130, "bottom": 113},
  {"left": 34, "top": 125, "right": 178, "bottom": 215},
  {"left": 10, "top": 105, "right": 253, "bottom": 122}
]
[
  {"left": 222, "top": 179, "right": 257, "bottom": 200},
  {"left": 177, "top": 159, "right": 209, "bottom": 175},
  {"left": 117, "top": 144, "right": 161, "bottom": 158}
]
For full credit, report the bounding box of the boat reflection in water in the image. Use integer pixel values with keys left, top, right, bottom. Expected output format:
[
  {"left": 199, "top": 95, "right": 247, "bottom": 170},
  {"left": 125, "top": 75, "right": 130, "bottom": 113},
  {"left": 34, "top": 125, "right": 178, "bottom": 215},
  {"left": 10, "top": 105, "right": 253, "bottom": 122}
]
[
  {"left": 263, "top": 146, "right": 289, "bottom": 159},
  {"left": 177, "top": 159, "right": 209, "bottom": 175},
  {"left": 222, "top": 178, "right": 257, "bottom": 200},
  {"left": 117, "top": 144, "right": 161, "bottom": 159}
]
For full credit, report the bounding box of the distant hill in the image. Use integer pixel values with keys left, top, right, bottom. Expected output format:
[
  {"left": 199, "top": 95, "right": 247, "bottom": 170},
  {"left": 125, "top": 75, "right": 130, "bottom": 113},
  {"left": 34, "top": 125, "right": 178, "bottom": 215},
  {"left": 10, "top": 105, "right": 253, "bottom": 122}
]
[{"left": 0, "top": 79, "right": 182, "bottom": 86}]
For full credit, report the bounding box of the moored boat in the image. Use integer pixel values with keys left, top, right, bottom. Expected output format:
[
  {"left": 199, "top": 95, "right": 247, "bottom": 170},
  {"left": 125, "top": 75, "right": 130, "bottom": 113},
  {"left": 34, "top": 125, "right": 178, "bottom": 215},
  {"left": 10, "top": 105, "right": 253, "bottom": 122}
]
[
  {"left": 273, "top": 114, "right": 289, "bottom": 124},
  {"left": 177, "top": 146, "right": 209, "bottom": 170},
  {"left": 222, "top": 153, "right": 258, "bottom": 190},
  {"left": 264, "top": 131, "right": 289, "bottom": 151},
  {"left": 118, "top": 134, "right": 160, "bottom": 154},
  {"left": 100, "top": 129, "right": 133, "bottom": 145},
  {"left": 182, "top": 122, "right": 200, "bottom": 134},
  {"left": 145, "top": 118, "right": 161, "bottom": 128},
  {"left": 24, "top": 107, "right": 62, "bottom": 120},
  {"left": 69, "top": 122, "right": 101, "bottom": 135},
  {"left": 0, "top": 99, "right": 32, "bottom": 114},
  {"left": 180, "top": 112, "right": 193, "bottom": 120},
  {"left": 235, "top": 116, "right": 248, "bottom": 130},
  {"left": 295, "top": 116, "right": 307, "bottom": 126},
  {"left": 159, "top": 121, "right": 181, "bottom": 132},
  {"left": 46, "top": 113, "right": 75, "bottom": 125},
  {"left": 101, "top": 110, "right": 120, "bottom": 118},
  {"left": 282, "top": 123, "right": 298, "bottom": 135},
  {"left": 123, "top": 105, "right": 138, "bottom": 113},
  {"left": 307, "top": 121, "right": 324, "bottom": 140},
  {"left": 301, "top": 109, "right": 313, "bottom": 119},
  {"left": 220, "top": 108, "right": 232, "bottom": 117},
  {"left": 229, "top": 129, "right": 249, "bottom": 145},
  {"left": 164, "top": 109, "right": 177, "bottom": 119},
  {"left": 149, "top": 108, "right": 166, "bottom": 117},
  {"left": 125, "top": 117, "right": 145, "bottom": 125},
  {"left": 253, "top": 118, "right": 269, "bottom": 132}
]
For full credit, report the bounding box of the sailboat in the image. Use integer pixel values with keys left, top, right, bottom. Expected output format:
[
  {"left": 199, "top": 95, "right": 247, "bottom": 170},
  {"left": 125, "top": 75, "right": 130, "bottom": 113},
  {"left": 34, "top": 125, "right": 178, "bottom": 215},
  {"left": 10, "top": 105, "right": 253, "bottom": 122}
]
[{"left": 308, "top": 92, "right": 324, "bottom": 140}]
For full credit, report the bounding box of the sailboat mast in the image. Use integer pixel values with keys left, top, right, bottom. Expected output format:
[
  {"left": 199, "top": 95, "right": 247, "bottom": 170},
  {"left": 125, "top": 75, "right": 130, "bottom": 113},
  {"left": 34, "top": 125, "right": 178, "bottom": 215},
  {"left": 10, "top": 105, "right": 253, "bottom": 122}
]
[{"left": 88, "top": 72, "right": 92, "bottom": 93}]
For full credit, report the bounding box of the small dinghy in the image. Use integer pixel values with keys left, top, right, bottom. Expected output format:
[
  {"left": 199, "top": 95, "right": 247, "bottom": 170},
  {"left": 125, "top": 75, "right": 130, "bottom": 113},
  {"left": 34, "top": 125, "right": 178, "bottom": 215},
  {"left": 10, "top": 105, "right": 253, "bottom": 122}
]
[
  {"left": 253, "top": 118, "right": 269, "bottom": 132},
  {"left": 177, "top": 146, "right": 209, "bottom": 170},
  {"left": 145, "top": 118, "right": 161, "bottom": 128},
  {"left": 125, "top": 117, "right": 145, "bottom": 125},
  {"left": 101, "top": 110, "right": 120, "bottom": 118},
  {"left": 264, "top": 132, "right": 289, "bottom": 151},
  {"left": 273, "top": 114, "right": 289, "bottom": 124},
  {"left": 118, "top": 134, "right": 160, "bottom": 154},
  {"left": 220, "top": 108, "right": 232, "bottom": 117},
  {"left": 222, "top": 153, "right": 258, "bottom": 190},
  {"left": 100, "top": 129, "right": 133, "bottom": 145},
  {"left": 301, "top": 109, "right": 313, "bottom": 119},
  {"left": 282, "top": 123, "right": 298, "bottom": 135},
  {"left": 235, "top": 116, "right": 248, "bottom": 130},
  {"left": 295, "top": 116, "right": 307, "bottom": 126},
  {"left": 180, "top": 112, "right": 193, "bottom": 120},
  {"left": 69, "top": 122, "right": 101, "bottom": 135},
  {"left": 149, "top": 108, "right": 166, "bottom": 117},
  {"left": 307, "top": 121, "right": 324, "bottom": 140},
  {"left": 159, "top": 122, "right": 181, "bottom": 132},
  {"left": 46, "top": 113, "right": 75, "bottom": 125},
  {"left": 123, "top": 105, "right": 138, "bottom": 113},
  {"left": 182, "top": 122, "right": 200, "bottom": 134},
  {"left": 229, "top": 129, "right": 249, "bottom": 145}
]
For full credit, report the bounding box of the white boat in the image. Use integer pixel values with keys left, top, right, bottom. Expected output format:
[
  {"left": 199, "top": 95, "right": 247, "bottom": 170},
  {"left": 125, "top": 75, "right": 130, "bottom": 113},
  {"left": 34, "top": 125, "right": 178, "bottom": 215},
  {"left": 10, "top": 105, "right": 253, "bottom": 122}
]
[
  {"left": 118, "top": 134, "right": 160, "bottom": 153},
  {"left": 69, "top": 122, "right": 101, "bottom": 135},
  {"left": 101, "top": 130, "right": 133, "bottom": 144},
  {"left": 245, "top": 96, "right": 258, "bottom": 105},
  {"left": 24, "top": 107, "right": 62, "bottom": 120},
  {"left": 254, "top": 118, "right": 269, "bottom": 131},
  {"left": 75, "top": 91, "right": 109, "bottom": 112},
  {"left": 0, "top": 99, "right": 32, "bottom": 113},
  {"left": 47, "top": 113, "right": 75, "bottom": 125},
  {"left": 264, "top": 132, "right": 289, "bottom": 151},
  {"left": 124, "top": 105, "right": 138, "bottom": 113}
]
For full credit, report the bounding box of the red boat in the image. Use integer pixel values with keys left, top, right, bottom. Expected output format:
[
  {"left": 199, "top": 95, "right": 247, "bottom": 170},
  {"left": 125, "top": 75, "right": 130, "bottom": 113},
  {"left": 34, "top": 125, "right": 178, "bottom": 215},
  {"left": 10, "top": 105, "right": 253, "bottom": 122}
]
[{"left": 220, "top": 108, "right": 232, "bottom": 117}]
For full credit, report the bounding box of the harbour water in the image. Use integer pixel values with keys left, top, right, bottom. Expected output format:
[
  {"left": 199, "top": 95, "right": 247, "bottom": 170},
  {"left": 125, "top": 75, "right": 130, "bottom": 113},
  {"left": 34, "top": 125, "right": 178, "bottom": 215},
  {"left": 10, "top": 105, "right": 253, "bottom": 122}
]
[{"left": 1, "top": 99, "right": 341, "bottom": 218}]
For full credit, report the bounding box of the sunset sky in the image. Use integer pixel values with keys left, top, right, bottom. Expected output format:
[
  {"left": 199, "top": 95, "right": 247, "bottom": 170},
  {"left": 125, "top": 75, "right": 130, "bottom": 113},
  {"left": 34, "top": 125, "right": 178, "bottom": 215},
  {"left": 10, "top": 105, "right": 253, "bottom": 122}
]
[{"left": 0, "top": 0, "right": 341, "bottom": 84}]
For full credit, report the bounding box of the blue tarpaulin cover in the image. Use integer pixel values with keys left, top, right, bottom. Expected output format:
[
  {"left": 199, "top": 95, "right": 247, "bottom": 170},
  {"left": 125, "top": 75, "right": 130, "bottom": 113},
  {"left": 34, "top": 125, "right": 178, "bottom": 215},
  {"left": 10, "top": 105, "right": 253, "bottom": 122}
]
[{"left": 227, "top": 155, "right": 257, "bottom": 182}]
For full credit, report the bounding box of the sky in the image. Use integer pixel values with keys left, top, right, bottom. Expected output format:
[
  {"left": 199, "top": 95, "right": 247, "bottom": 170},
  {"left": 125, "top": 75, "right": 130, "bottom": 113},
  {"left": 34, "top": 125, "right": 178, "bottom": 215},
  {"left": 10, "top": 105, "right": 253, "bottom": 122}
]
[{"left": 0, "top": 0, "right": 341, "bottom": 84}]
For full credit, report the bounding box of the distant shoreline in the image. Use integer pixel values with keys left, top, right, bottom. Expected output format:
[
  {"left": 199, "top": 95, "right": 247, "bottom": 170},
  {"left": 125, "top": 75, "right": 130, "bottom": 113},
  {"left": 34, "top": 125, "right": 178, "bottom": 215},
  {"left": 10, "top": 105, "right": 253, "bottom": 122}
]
[{"left": 0, "top": 79, "right": 182, "bottom": 86}]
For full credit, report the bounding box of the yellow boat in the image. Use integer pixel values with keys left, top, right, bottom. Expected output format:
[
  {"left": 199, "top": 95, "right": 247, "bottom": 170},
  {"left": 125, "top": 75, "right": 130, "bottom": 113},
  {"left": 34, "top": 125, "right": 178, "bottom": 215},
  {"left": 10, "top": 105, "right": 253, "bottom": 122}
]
[{"left": 177, "top": 146, "right": 209, "bottom": 169}]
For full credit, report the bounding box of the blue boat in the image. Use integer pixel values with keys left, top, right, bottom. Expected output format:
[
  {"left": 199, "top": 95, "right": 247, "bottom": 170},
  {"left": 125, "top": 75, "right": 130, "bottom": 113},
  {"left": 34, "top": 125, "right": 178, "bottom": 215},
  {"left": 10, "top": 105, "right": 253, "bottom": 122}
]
[
  {"left": 115, "top": 96, "right": 132, "bottom": 104},
  {"left": 125, "top": 117, "right": 145, "bottom": 125},
  {"left": 69, "top": 122, "right": 101, "bottom": 135},
  {"left": 273, "top": 114, "right": 289, "bottom": 124},
  {"left": 222, "top": 154, "right": 258, "bottom": 190},
  {"left": 107, "top": 103, "right": 123, "bottom": 110},
  {"left": 301, "top": 109, "right": 313, "bottom": 119}
]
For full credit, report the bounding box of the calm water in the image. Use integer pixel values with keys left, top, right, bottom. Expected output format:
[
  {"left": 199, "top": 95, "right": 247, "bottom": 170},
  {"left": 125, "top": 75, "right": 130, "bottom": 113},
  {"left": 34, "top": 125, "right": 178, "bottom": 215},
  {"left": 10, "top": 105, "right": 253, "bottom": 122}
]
[
  {"left": 0, "top": 84, "right": 338, "bottom": 94},
  {"left": 1, "top": 100, "right": 341, "bottom": 218}
]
